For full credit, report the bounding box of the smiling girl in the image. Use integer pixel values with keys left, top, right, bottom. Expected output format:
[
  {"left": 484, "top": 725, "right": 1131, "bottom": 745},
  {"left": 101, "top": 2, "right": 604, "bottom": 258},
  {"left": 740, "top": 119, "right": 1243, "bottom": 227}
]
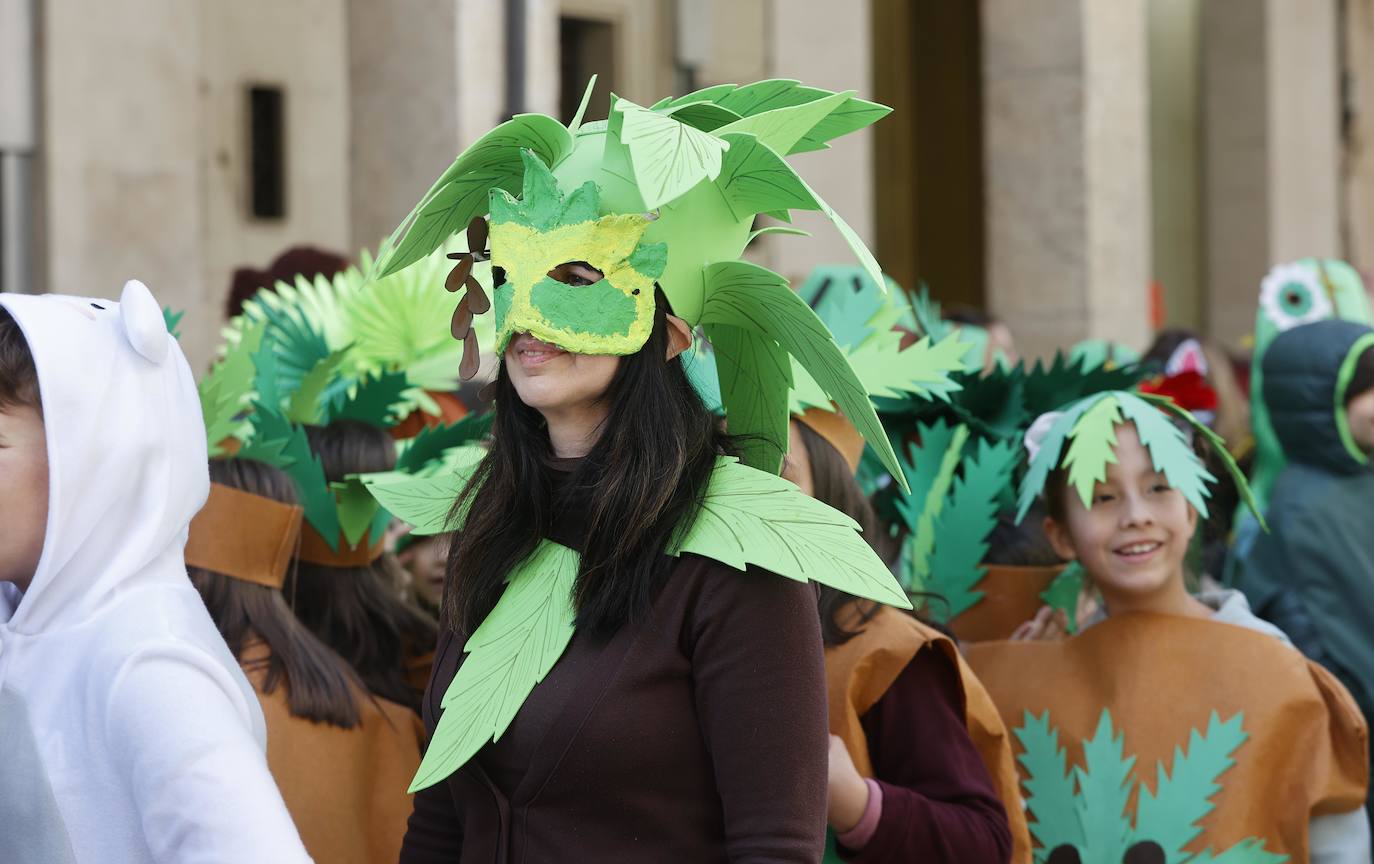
[{"left": 967, "top": 391, "right": 1370, "bottom": 862}]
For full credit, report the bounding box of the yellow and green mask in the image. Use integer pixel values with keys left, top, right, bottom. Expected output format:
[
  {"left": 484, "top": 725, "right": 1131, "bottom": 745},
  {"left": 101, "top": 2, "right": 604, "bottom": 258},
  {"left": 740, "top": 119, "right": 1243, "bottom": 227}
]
[{"left": 489, "top": 150, "right": 667, "bottom": 356}]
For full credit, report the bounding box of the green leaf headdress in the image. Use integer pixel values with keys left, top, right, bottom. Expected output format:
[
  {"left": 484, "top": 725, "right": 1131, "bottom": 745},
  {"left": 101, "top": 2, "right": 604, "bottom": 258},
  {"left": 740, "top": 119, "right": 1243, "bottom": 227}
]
[
  {"left": 374, "top": 77, "right": 913, "bottom": 484},
  {"left": 1015, "top": 390, "right": 1263, "bottom": 528}
]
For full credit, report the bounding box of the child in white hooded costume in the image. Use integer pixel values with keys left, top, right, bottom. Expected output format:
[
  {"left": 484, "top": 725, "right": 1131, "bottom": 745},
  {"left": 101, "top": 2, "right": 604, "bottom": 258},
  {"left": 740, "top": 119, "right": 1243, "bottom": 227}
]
[{"left": 0, "top": 281, "right": 311, "bottom": 863}]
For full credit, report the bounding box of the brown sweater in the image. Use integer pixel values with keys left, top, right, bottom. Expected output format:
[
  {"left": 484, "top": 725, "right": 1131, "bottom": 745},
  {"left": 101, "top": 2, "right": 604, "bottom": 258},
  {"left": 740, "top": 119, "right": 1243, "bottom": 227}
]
[
  {"left": 240, "top": 641, "right": 425, "bottom": 864},
  {"left": 399, "top": 554, "right": 829, "bottom": 863}
]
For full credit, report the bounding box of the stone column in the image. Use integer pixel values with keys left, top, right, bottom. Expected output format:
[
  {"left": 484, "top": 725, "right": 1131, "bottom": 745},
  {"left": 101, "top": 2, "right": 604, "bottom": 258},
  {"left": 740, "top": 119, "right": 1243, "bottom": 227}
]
[
  {"left": 1202, "top": 0, "right": 1340, "bottom": 349},
  {"left": 981, "top": 0, "right": 1152, "bottom": 359}
]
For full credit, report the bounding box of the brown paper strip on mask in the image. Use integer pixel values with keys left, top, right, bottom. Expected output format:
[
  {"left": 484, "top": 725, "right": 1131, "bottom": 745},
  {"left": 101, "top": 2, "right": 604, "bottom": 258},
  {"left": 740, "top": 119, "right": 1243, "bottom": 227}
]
[
  {"left": 796, "top": 406, "right": 865, "bottom": 473},
  {"left": 298, "top": 522, "right": 385, "bottom": 568},
  {"left": 186, "top": 483, "right": 303, "bottom": 589}
]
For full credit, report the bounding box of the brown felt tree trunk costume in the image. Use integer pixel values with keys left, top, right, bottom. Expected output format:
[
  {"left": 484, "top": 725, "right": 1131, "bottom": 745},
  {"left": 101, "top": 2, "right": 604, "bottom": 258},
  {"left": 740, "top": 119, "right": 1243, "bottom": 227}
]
[
  {"left": 826, "top": 602, "right": 1033, "bottom": 863},
  {"left": 966, "top": 613, "right": 1369, "bottom": 860}
]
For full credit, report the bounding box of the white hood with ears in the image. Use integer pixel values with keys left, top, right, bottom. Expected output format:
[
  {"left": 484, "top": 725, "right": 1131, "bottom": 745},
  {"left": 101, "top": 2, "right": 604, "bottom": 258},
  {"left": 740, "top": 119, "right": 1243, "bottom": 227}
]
[{"left": 0, "top": 281, "right": 312, "bottom": 863}]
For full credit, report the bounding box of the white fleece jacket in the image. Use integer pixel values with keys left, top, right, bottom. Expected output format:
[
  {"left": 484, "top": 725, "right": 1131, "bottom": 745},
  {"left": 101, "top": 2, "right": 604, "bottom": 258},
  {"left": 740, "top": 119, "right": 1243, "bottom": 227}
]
[{"left": 0, "top": 283, "right": 312, "bottom": 863}]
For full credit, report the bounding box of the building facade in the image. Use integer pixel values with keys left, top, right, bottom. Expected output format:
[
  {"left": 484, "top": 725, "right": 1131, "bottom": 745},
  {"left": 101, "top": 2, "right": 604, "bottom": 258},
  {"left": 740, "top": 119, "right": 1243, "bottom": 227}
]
[{"left": 1, "top": 0, "right": 1367, "bottom": 368}]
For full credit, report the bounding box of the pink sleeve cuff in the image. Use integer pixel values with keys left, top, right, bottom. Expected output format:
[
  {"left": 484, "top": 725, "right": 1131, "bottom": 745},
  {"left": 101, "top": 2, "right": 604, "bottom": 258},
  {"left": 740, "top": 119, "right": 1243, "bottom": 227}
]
[{"left": 835, "top": 778, "right": 883, "bottom": 850}]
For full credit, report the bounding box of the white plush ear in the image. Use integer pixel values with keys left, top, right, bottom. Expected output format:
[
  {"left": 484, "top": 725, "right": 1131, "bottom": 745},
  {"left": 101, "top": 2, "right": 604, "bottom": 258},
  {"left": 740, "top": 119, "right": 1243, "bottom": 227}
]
[{"left": 119, "top": 279, "right": 170, "bottom": 365}]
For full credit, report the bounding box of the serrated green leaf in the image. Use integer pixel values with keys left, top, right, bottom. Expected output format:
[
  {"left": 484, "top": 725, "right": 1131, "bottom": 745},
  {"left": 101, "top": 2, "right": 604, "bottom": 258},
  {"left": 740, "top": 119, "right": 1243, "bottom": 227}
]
[
  {"left": 715, "top": 132, "right": 819, "bottom": 221},
  {"left": 706, "top": 321, "right": 791, "bottom": 473},
  {"left": 1186, "top": 839, "right": 1288, "bottom": 864},
  {"left": 379, "top": 114, "right": 574, "bottom": 277},
  {"left": 200, "top": 318, "right": 264, "bottom": 454},
  {"left": 897, "top": 422, "right": 969, "bottom": 588},
  {"left": 162, "top": 306, "right": 184, "bottom": 340},
  {"left": 924, "top": 437, "right": 1020, "bottom": 622},
  {"left": 238, "top": 402, "right": 342, "bottom": 546},
  {"left": 1075, "top": 709, "right": 1136, "bottom": 862},
  {"left": 1134, "top": 711, "right": 1248, "bottom": 861},
  {"left": 288, "top": 349, "right": 351, "bottom": 424},
  {"left": 675, "top": 456, "right": 911, "bottom": 609},
  {"left": 1116, "top": 392, "right": 1216, "bottom": 518},
  {"left": 1014, "top": 711, "right": 1085, "bottom": 851},
  {"left": 1016, "top": 397, "right": 1095, "bottom": 522},
  {"left": 334, "top": 478, "right": 383, "bottom": 548},
  {"left": 411, "top": 539, "right": 580, "bottom": 791},
  {"left": 1063, "top": 395, "right": 1125, "bottom": 509},
  {"left": 325, "top": 370, "right": 411, "bottom": 426},
  {"left": 615, "top": 99, "right": 729, "bottom": 210},
  {"left": 1040, "top": 561, "right": 1086, "bottom": 635},
  {"left": 698, "top": 261, "right": 904, "bottom": 489},
  {"left": 397, "top": 413, "right": 493, "bottom": 474}
]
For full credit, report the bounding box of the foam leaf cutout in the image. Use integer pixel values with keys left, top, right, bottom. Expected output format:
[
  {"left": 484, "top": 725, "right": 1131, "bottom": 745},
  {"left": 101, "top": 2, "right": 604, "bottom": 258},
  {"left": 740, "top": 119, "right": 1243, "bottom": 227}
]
[{"left": 615, "top": 99, "right": 729, "bottom": 210}]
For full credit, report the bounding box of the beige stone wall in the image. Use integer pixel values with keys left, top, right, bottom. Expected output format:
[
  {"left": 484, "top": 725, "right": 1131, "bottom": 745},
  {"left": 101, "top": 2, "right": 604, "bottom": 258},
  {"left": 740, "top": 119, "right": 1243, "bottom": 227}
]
[
  {"left": 42, "top": 0, "right": 351, "bottom": 372},
  {"left": 982, "top": 0, "right": 1152, "bottom": 359}
]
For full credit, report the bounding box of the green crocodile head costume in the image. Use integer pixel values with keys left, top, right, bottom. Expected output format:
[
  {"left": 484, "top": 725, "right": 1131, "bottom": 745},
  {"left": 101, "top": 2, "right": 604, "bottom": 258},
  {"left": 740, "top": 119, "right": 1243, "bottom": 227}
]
[{"left": 374, "top": 77, "right": 907, "bottom": 483}]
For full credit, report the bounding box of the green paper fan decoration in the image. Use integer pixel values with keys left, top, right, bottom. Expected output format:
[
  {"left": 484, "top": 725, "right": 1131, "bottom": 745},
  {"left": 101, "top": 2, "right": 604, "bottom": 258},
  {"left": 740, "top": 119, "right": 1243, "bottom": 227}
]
[
  {"left": 1014, "top": 391, "right": 1262, "bottom": 530},
  {"left": 373, "top": 76, "right": 912, "bottom": 486}
]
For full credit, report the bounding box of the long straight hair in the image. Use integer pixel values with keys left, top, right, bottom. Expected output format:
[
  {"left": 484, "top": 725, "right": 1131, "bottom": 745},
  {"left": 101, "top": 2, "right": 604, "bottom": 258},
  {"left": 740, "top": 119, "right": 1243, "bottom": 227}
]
[
  {"left": 446, "top": 290, "right": 730, "bottom": 637},
  {"left": 291, "top": 420, "right": 439, "bottom": 712},
  {"left": 189, "top": 458, "right": 361, "bottom": 728}
]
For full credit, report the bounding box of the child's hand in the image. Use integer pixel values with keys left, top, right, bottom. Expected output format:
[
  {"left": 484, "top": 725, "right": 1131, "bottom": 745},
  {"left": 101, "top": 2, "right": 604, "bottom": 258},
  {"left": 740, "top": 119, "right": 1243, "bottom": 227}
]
[
  {"left": 1011, "top": 604, "right": 1069, "bottom": 641},
  {"left": 826, "top": 734, "right": 870, "bottom": 832}
]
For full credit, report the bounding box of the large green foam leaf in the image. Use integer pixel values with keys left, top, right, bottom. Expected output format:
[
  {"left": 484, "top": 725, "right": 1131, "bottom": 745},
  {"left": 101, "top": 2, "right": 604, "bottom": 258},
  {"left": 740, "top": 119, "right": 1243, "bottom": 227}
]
[
  {"left": 792, "top": 96, "right": 892, "bottom": 154},
  {"left": 698, "top": 261, "right": 904, "bottom": 489},
  {"left": 714, "top": 90, "right": 850, "bottom": 167},
  {"left": 676, "top": 456, "right": 911, "bottom": 609},
  {"left": 1134, "top": 711, "right": 1247, "bottom": 861},
  {"left": 1014, "top": 711, "right": 1085, "bottom": 851},
  {"left": 360, "top": 446, "right": 486, "bottom": 535},
  {"left": 378, "top": 114, "right": 574, "bottom": 277},
  {"left": 1140, "top": 393, "right": 1266, "bottom": 531},
  {"left": 410, "top": 539, "right": 580, "bottom": 791},
  {"left": 1075, "top": 709, "right": 1136, "bottom": 862},
  {"left": 799, "top": 176, "right": 886, "bottom": 303},
  {"left": 615, "top": 99, "right": 729, "bottom": 210},
  {"left": 706, "top": 321, "right": 792, "bottom": 474},
  {"left": 715, "top": 133, "right": 818, "bottom": 221},
  {"left": 924, "top": 437, "right": 1020, "bottom": 622},
  {"left": 200, "top": 318, "right": 264, "bottom": 454},
  {"left": 662, "top": 100, "right": 743, "bottom": 132},
  {"left": 397, "top": 414, "right": 493, "bottom": 474}
]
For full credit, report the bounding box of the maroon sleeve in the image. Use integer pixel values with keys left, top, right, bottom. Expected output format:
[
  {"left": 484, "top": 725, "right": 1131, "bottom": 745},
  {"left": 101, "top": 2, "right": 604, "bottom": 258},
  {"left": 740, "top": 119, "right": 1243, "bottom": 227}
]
[
  {"left": 688, "top": 564, "right": 829, "bottom": 863},
  {"left": 839, "top": 645, "right": 1012, "bottom": 863}
]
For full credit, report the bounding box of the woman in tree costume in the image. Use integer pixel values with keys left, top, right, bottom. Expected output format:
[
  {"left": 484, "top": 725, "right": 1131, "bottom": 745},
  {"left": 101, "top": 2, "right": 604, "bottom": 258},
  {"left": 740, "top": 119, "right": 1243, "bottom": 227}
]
[
  {"left": 965, "top": 391, "right": 1369, "bottom": 862},
  {"left": 185, "top": 458, "right": 424, "bottom": 864},
  {"left": 363, "top": 79, "right": 915, "bottom": 861}
]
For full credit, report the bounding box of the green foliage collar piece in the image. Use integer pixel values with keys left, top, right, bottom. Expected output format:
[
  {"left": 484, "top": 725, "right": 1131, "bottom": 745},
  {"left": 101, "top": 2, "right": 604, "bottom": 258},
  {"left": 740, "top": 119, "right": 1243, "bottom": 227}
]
[{"left": 370, "top": 454, "right": 911, "bottom": 790}]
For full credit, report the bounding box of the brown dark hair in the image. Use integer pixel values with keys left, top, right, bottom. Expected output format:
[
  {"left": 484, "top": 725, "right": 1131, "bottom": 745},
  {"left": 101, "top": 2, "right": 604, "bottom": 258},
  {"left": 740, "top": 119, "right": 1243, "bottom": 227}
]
[
  {"left": 289, "top": 420, "right": 438, "bottom": 713},
  {"left": 792, "top": 421, "right": 913, "bottom": 647},
  {"left": 189, "top": 458, "right": 361, "bottom": 728},
  {"left": 0, "top": 307, "right": 41, "bottom": 415},
  {"left": 446, "top": 289, "right": 731, "bottom": 638}
]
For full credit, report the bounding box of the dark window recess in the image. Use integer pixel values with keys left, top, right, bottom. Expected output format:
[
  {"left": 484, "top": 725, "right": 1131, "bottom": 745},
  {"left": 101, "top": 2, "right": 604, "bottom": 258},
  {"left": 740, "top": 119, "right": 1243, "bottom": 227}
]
[
  {"left": 248, "top": 86, "right": 286, "bottom": 219},
  {"left": 559, "top": 17, "right": 616, "bottom": 125}
]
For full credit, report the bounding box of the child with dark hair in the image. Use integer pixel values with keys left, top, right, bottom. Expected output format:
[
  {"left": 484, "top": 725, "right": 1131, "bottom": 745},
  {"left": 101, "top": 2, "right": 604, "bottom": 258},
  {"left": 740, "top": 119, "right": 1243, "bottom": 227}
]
[
  {"left": 0, "top": 285, "right": 310, "bottom": 862},
  {"left": 187, "top": 456, "right": 423, "bottom": 864},
  {"left": 289, "top": 419, "right": 438, "bottom": 713},
  {"left": 783, "top": 417, "right": 1023, "bottom": 863},
  {"left": 1240, "top": 319, "right": 1374, "bottom": 826}
]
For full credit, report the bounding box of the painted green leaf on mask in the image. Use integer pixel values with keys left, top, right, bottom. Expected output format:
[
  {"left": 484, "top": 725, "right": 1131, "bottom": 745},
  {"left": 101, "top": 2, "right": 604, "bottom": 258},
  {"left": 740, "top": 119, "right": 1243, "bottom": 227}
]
[
  {"left": 615, "top": 99, "right": 729, "bottom": 210},
  {"left": 378, "top": 114, "right": 574, "bottom": 277},
  {"left": 705, "top": 321, "right": 792, "bottom": 474},
  {"left": 410, "top": 539, "right": 580, "bottom": 792},
  {"left": 924, "top": 437, "right": 1020, "bottom": 622},
  {"left": 675, "top": 456, "right": 912, "bottom": 609},
  {"left": 698, "top": 261, "right": 905, "bottom": 489}
]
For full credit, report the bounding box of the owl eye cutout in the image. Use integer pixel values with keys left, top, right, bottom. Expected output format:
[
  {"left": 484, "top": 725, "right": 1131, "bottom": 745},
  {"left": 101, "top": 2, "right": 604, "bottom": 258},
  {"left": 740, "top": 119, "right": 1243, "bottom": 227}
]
[
  {"left": 547, "top": 261, "right": 604, "bottom": 287},
  {"left": 1260, "top": 262, "right": 1334, "bottom": 333}
]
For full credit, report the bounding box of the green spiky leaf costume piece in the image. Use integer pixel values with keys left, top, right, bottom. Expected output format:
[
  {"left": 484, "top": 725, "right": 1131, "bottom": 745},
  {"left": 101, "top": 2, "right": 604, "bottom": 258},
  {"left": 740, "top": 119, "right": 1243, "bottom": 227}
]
[
  {"left": 365, "top": 453, "right": 912, "bottom": 791},
  {"left": 1015, "top": 391, "right": 1262, "bottom": 530},
  {"left": 1015, "top": 709, "right": 1284, "bottom": 863},
  {"left": 376, "top": 78, "right": 908, "bottom": 485},
  {"left": 895, "top": 421, "right": 969, "bottom": 590},
  {"left": 1040, "top": 561, "right": 1086, "bottom": 636}
]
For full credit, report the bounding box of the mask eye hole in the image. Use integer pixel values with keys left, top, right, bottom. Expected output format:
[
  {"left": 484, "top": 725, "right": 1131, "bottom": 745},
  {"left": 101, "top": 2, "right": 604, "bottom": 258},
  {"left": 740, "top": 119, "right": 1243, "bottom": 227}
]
[
  {"left": 547, "top": 261, "right": 604, "bottom": 287},
  {"left": 492, "top": 266, "right": 508, "bottom": 288}
]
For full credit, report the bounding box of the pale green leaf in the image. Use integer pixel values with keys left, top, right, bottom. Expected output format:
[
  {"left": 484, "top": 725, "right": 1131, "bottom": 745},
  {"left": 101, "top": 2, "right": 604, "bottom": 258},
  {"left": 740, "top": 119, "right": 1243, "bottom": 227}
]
[
  {"left": 714, "top": 89, "right": 850, "bottom": 156},
  {"left": 411, "top": 540, "right": 580, "bottom": 791},
  {"left": 360, "top": 447, "right": 486, "bottom": 535},
  {"left": 698, "top": 261, "right": 904, "bottom": 489},
  {"left": 715, "top": 132, "right": 819, "bottom": 221},
  {"left": 1063, "top": 395, "right": 1125, "bottom": 510},
  {"left": 1016, "top": 397, "right": 1096, "bottom": 522},
  {"left": 677, "top": 456, "right": 912, "bottom": 609},
  {"left": 1117, "top": 392, "right": 1216, "bottom": 518},
  {"left": 615, "top": 99, "right": 729, "bottom": 210},
  {"left": 705, "top": 322, "right": 791, "bottom": 474}
]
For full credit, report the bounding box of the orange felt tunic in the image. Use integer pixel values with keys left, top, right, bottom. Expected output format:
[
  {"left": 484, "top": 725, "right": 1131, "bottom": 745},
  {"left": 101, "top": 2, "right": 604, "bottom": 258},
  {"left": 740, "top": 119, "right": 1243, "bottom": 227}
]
[
  {"left": 966, "top": 613, "right": 1370, "bottom": 860},
  {"left": 825, "top": 603, "right": 1033, "bottom": 863},
  {"left": 241, "top": 641, "right": 425, "bottom": 864},
  {"left": 946, "top": 563, "right": 1063, "bottom": 643}
]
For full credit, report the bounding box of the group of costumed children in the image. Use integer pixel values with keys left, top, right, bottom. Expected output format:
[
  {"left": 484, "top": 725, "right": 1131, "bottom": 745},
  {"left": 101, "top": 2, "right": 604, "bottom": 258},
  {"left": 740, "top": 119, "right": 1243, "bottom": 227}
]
[{"left": 2, "top": 76, "right": 1373, "bottom": 864}]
